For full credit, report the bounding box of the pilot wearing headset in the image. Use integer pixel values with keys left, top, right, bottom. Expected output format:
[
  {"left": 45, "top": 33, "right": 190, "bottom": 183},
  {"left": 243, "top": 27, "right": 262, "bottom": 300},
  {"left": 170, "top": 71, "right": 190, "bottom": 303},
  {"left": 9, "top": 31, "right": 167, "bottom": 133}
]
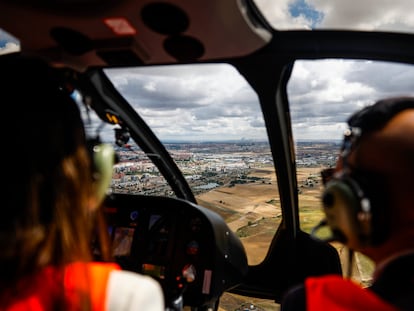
[
  {"left": 0, "top": 55, "right": 164, "bottom": 311},
  {"left": 282, "top": 97, "right": 414, "bottom": 311}
]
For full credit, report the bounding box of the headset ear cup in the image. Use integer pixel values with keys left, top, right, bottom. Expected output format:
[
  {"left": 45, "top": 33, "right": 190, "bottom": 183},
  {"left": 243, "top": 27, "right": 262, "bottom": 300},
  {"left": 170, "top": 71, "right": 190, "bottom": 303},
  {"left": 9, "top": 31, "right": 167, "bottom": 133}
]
[
  {"left": 322, "top": 179, "right": 371, "bottom": 249},
  {"left": 92, "top": 143, "right": 115, "bottom": 206}
]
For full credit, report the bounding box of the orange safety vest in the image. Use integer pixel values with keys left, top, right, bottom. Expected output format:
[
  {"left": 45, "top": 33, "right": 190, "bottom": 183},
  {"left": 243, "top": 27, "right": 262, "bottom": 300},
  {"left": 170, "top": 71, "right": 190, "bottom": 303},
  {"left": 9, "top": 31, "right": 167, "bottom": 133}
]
[
  {"left": 2, "top": 262, "right": 120, "bottom": 311},
  {"left": 306, "top": 275, "right": 397, "bottom": 311}
]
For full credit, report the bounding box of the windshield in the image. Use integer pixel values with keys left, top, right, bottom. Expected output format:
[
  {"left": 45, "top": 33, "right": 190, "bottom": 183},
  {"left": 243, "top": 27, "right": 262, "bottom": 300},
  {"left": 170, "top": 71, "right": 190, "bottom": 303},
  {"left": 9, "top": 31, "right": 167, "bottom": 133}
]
[{"left": 104, "top": 64, "right": 280, "bottom": 267}]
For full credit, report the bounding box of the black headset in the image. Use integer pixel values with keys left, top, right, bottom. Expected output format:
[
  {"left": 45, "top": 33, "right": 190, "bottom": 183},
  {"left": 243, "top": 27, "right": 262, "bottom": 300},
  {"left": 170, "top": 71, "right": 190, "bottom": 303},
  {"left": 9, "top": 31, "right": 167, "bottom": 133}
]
[
  {"left": 320, "top": 129, "right": 388, "bottom": 249},
  {"left": 314, "top": 97, "right": 414, "bottom": 249}
]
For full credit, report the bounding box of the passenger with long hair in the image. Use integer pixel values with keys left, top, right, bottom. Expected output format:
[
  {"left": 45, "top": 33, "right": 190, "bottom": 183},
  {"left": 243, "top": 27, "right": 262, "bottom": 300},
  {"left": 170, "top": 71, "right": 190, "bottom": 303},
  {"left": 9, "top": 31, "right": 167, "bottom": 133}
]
[{"left": 0, "top": 54, "right": 164, "bottom": 311}]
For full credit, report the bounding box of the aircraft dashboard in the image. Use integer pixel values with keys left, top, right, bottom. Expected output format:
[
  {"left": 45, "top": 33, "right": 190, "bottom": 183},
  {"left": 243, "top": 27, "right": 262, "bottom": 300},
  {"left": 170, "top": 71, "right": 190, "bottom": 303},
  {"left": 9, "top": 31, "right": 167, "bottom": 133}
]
[{"left": 102, "top": 194, "right": 248, "bottom": 309}]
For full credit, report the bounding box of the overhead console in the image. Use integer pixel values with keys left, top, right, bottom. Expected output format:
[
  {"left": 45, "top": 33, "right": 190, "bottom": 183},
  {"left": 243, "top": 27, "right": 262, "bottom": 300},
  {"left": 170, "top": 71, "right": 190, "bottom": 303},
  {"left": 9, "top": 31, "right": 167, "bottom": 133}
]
[{"left": 102, "top": 194, "right": 248, "bottom": 309}]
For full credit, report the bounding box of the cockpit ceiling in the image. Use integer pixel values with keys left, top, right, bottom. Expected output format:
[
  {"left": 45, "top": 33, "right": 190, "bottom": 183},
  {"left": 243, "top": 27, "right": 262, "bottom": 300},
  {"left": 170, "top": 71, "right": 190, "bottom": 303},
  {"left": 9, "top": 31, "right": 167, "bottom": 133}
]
[{"left": 0, "top": 0, "right": 271, "bottom": 69}]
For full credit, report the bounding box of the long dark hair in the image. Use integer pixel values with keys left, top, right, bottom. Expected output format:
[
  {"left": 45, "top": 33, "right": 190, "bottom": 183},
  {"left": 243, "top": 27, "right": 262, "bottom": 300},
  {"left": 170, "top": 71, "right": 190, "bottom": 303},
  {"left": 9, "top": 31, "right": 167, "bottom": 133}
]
[{"left": 0, "top": 54, "right": 109, "bottom": 309}]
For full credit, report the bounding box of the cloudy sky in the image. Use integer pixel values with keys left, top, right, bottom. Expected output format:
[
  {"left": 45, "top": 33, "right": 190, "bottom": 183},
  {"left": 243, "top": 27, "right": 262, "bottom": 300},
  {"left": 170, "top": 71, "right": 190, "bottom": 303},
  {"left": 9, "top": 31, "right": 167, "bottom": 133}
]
[
  {"left": 103, "top": 58, "right": 414, "bottom": 142},
  {"left": 2, "top": 0, "right": 414, "bottom": 142}
]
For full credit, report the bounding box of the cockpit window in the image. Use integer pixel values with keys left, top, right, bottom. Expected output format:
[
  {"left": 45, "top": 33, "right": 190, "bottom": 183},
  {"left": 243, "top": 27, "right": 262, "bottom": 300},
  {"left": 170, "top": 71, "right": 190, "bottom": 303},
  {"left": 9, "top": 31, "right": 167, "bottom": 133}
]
[
  {"left": 104, "top": 64, "right": 280, "bottom": 265},
  {"left": 288, "top": 58, "right": 414, "bottom": 285}
]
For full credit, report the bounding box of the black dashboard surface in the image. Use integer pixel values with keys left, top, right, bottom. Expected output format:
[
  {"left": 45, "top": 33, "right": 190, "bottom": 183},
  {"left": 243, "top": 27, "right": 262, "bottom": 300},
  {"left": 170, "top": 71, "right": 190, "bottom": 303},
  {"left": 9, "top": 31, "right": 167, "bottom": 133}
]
[{"left": 103, "top": 194, "right": 248, "bottom": 308}]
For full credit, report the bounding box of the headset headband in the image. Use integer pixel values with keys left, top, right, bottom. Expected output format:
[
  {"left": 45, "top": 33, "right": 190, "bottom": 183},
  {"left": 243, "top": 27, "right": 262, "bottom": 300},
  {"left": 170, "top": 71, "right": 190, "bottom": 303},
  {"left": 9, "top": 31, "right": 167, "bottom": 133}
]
[{"left": 340, "top": 127, "right": 361, "bottom": 171}]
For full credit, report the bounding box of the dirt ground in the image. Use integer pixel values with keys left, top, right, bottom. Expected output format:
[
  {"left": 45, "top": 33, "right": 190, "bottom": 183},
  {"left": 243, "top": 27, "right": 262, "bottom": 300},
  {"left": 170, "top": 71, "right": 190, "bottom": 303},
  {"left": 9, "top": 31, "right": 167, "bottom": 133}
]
[
  {"left": 197, "top": 167, "right": 281, "bottom": 265},
  {"left": 196, "top": 166, "right": 322, "bottom": 264}
]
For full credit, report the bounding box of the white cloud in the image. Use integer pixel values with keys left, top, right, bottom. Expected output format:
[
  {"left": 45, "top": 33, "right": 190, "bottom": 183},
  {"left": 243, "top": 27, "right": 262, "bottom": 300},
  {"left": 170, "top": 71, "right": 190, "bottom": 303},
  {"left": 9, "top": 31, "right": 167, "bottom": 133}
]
[
  {"left": 0, "top": 42, "right": 19, "bottom": 55},
  {"left": 105, "top": 64, "right": 263, "bottom": 141},
  {"left": 308, "top": 0, "right": 414, "bottom": 31},
  {"left": 253, "top": 0, "right": 314, "bottom": 29},
  {"left": 254, "top": 0, "right": 414, "bottom": 32},
  {"left": 288, "top": 59, "right": 414, "bottom": 140}
]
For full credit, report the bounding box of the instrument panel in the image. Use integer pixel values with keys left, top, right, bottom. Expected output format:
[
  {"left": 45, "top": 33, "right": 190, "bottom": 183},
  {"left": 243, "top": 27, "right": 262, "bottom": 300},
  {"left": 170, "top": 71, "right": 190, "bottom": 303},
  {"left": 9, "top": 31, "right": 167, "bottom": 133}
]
[{"left": 103, "top": 194, "right": 248, "bottom": 309}]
